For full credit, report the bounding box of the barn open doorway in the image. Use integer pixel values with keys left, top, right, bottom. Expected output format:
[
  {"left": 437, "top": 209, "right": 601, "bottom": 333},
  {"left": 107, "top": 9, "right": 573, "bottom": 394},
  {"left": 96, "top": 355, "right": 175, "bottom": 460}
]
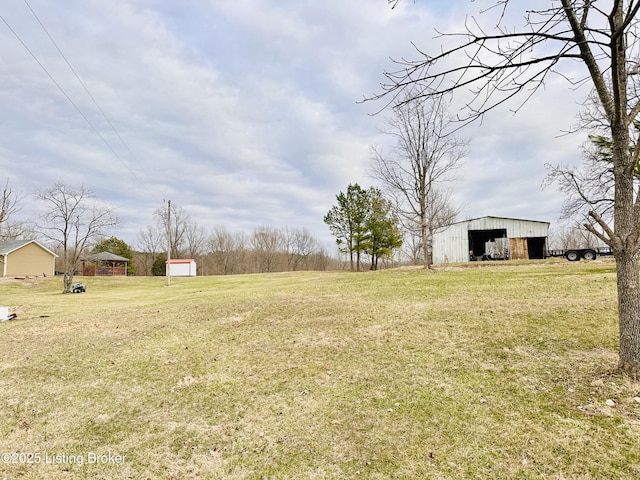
[
  {"left": 468, "top": 229, "right": 507, "bottom": 260},
  {"left": 527, "top": 237, "right": 546, "bottom": 259}
]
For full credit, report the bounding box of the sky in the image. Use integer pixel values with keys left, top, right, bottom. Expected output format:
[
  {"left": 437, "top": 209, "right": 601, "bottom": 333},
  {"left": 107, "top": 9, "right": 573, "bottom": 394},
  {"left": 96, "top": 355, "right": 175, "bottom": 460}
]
[{"left": 0, "top": 0, "right": 592, "bottom": 250}]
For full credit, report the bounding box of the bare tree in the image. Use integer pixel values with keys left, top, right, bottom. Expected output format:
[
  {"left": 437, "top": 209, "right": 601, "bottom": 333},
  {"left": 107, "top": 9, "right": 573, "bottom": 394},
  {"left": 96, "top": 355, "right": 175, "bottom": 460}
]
[
  {"left": 205, "top": 226, "right": 329, "bottom": 275},
  {"left": 544, "top": 115, "right": 627, "bottom": 224},
  {"left": 136, "top": 225, "right": 164, "bottom": 275},
  {"left": 153, "top": 202, "right": 195, "bottom": 258},
  {"left": 308, "top": 247, "right": 332, "bottom": 271},
  {"left": 183, "top": 221, "right": 208, "bottom": 259},
  {"left": 283, "top": 227, "right": 323, "bottom": 271},
  {"left": 251, "top": 226, "right": 284, "bottom": 273},
  {"left": 143, "top": 202, "right": 206, "bottom": 275},
  {"left": 401, "top": 229, "right": 423, "bottom": 265},
  {"left": 35, "top": 182, "right": 118, "bottom": 293},
  {"left": 0, "top": 220, "right": 32, "bottom": 241},
  {"left": 371, "top": 96, "right": 466, "bottom": 268},
  {"left": 0, "top": 179, "right": 25, "bottom": 240},
  {"left": 548, "top": 224, "right": 603, "bottom": 250},
  {"left": 207, "top": 226, "right": 248, "bottom": 275},
  {"left": 401, "top": 188, "right": 461, "bottom": 265},
  {"left": 373, "top": 1, "right": 640, "bottom": 375}
]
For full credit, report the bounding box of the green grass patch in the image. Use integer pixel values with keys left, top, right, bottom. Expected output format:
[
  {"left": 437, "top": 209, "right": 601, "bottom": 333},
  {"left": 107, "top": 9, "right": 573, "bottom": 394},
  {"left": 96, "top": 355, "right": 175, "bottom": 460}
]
[{"left": 0, "top": 260, "right": 639, "bottom": 479}]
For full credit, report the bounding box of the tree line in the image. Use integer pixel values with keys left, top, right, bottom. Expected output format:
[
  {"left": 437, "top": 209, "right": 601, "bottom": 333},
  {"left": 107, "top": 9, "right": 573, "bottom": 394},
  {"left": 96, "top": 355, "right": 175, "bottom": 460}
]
[
  {"left": 0, "top": 181, "right": 337, "bottom": 287},
  {"left": 0, "top": 175, "right": 450, "bottom": 287},
  {"left": 135, "top": 220, "right": 334, "bottom": 276},
  {"left": 0, "top": 92, "right": 470, "bottom": 285}
]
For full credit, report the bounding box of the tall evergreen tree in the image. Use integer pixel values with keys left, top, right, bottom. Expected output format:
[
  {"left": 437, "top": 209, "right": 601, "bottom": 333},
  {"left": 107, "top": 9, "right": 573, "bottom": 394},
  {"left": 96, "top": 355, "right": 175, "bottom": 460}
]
[
  {"left": 364, "top": 188, "right": 403, "bottom": 270},
  {"left": 152, "top": 253, "right": 167, "bottom": 276},
  {"left": 325, "top": 184, "right": 402, "bottom": 271},
  {"left": 324, "top": 184, "right": 371, "bottom": 271}
]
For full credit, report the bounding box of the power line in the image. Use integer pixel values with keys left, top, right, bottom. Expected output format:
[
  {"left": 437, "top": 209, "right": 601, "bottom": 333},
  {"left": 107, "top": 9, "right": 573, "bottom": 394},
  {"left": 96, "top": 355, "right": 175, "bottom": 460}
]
[
  {"left": 21, "top": 0, "right": 152, "bottom": 185},
  {"left": 1, "top": 9, "right": 160, "bottom": 196}
]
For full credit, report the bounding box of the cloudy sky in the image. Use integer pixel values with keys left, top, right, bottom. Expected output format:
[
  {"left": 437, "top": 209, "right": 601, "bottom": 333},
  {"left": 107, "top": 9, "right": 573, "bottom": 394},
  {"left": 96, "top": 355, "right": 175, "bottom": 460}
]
[{"left": 1, "top": 0, "right": 591, "bottom": 249}]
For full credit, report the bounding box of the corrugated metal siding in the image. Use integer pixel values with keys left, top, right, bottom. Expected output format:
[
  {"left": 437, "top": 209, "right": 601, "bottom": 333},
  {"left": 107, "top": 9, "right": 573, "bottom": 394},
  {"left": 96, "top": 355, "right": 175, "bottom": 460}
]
[
  {"left": 467, "top": 217, "right": 549, "bottom": 238},
  {"left": 432, "top": 222, "right": 470, "bottom": 263},
  {"left": 432, "top": 217, "right": 549, "bottom": 264}
]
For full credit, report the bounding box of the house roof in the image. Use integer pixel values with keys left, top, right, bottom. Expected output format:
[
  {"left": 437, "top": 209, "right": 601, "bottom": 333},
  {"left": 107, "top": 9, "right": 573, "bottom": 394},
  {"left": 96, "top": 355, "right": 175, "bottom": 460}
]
[
  {"left": 166, "top": 259, "right": 195, "bottom": 264},
  {"left": 84, "top": 251, "right": 129, "bottom": 262},
  {"left": 0, "top": 239, "right": 58, "bottom": 257}
]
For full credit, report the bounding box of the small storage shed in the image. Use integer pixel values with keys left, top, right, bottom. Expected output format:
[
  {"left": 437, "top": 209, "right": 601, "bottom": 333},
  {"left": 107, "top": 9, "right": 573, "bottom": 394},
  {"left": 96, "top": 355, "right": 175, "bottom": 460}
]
[
  {"left": 0, "top": 239, "right": 57, "bottom": 277},
  {"left": 166, "top": 259, "right": 197, "bottom": 277},
  {"left": 432, "top": 216, "right": 550, "bottom": 264},
  {"left": 82, "top": 251, "right": 129, "bottom": 276}
]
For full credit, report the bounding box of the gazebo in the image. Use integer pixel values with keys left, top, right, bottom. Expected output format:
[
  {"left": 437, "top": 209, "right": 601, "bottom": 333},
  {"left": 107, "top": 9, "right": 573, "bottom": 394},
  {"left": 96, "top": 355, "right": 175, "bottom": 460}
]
[{"left": 81, "top": 251, "right": 129, "bottom": 276}]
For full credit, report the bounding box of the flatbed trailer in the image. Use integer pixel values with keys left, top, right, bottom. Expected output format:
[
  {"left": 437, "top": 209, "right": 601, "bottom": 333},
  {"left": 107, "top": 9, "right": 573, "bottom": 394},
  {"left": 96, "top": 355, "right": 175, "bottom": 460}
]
[{"left": 545, "top": 247, "right": 614, "bottom": 261}]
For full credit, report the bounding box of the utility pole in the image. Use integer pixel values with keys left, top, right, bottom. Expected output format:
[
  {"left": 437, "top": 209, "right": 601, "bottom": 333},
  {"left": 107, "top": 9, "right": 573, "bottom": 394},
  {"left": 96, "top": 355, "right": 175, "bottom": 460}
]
[{"left": 166, "top": 199, "right": 171, "bottom": 287}]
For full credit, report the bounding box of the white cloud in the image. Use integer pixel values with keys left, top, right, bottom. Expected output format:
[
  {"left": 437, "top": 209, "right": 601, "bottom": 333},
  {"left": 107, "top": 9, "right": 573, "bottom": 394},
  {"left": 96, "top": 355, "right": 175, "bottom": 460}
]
[{"left": 0, "top": 0, "right": 597, "bottom": 249}]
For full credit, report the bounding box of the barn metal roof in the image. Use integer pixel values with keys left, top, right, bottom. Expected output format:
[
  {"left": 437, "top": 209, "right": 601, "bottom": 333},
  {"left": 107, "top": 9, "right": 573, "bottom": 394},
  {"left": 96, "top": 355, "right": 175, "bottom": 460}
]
[{"left": 445, "top": 215, "right": 550, "bottom": 227}]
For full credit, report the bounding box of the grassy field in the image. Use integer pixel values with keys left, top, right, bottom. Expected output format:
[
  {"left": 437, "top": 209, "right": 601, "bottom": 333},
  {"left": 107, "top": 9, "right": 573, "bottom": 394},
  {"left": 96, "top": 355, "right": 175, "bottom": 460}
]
[{"left": 0, "top": 260, "right": 638, "bottom": 479}]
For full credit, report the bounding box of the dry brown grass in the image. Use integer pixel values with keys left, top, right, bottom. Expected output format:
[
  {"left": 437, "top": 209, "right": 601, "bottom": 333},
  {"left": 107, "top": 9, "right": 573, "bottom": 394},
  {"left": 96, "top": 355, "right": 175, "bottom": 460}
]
[{"left": 0, "top": 261, "right": 638, "bottom": 479}]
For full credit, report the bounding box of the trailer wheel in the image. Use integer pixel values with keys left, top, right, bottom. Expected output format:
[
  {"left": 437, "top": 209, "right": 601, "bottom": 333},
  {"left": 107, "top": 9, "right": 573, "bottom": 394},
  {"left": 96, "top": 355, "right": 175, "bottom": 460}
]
[
  {"left": 582, "top": 250, "right": 597, "bottom": 261},
  {"left": 565, "top": 250, "right": 580, "bottom": 262}
]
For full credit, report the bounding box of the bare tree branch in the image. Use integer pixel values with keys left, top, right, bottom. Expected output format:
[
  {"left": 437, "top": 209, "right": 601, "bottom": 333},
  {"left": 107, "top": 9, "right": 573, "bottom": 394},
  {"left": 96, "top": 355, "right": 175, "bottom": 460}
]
[
  {"left": 372, "top": 0, "right": 640, "bottom": 374},
  {"left": 371, "top": 95, "right": 467, "bottom": 268},
  {"left": 35, "top": 182, "right": 119, "bottom": 292},
  {"left": 0, "top": 179, "right": 24, "bottom": 240}
]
